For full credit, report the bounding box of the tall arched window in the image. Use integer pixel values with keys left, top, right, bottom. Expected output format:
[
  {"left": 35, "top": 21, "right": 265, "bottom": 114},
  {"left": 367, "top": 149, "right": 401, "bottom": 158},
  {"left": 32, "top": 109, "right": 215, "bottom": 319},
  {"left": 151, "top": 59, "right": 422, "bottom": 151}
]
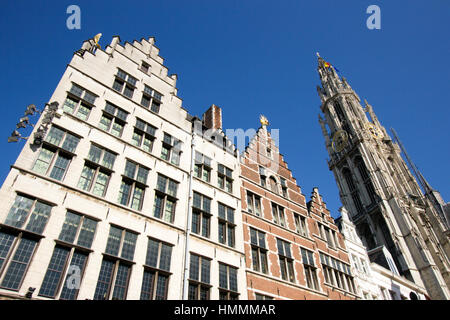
[
  {"left": 342, "top": 168, "right": 364, "bottom": 214},
  {"left": 334, "top": 101, "right": 345, "bottom": 123},
  {"left": 355, "top": 157, "right": 377, "bottom": 204},
  {"left": 269, "top": 176, "right": 278, "bottom": 194}
]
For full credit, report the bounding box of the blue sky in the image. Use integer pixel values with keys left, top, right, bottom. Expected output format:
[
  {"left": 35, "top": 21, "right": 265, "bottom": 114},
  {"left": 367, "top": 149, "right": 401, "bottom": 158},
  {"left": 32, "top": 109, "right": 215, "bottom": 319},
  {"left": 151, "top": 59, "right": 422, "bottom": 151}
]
[{"left": 0, "top": 1, "right": 448, "bottom": 218}]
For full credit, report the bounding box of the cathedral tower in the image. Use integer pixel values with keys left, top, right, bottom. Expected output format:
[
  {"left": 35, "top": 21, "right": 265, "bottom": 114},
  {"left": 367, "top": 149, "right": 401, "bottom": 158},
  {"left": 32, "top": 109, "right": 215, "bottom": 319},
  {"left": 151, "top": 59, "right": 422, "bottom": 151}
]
[{"left": 316, "top": 54, "right": 450, "bottom": 299}]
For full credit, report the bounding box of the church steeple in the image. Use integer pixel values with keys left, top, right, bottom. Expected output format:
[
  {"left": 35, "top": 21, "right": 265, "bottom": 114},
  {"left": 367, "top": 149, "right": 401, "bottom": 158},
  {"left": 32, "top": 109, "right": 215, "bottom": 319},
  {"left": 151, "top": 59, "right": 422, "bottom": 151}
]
[{"left": 316, "top": 56, "right": 450, "bottom": 300}]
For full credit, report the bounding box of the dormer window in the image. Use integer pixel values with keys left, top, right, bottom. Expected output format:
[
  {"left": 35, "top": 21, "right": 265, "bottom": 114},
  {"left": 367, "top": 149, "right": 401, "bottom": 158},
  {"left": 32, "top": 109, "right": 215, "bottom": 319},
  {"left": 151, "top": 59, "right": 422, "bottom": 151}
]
[{"left": 140, "top": 61, "right": 151, "bottom": 74}]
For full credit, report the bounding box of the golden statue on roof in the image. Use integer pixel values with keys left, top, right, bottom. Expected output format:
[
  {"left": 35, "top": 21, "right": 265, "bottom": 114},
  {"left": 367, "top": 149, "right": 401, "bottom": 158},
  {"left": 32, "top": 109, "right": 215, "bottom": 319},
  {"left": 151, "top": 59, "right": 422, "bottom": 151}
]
[{"left": 260, "top": 115, "right": 269, "bottom": 126}]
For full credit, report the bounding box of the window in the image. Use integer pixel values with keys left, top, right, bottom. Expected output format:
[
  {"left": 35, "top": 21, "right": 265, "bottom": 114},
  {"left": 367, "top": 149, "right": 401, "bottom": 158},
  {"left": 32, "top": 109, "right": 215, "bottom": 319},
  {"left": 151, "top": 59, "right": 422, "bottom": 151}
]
[
  {"left": 118, "top": 160, "right": 149, "bottom": 211},
  {"left": 32, "top": 126, "right": 80, "bottom": 181},
  {"left": 269, "top": 176, "right": 278, "bottom": 193},
  {"left": 250, "top": 228, "right": 268, "bottom": 274},
  {"left": 259, "top": 166, "right": 266, "bottom": 187},
  {"left": 280, "top": 178, "right": 288, "bottom": 198},
  {"left": 0, "top": 195, "right": 53, "bottom": 290},
  {"left": 98, "top": 102, "right": 129, "bottom": 137},
  {"left": 192, "top": 192, "right": 212, "bottom": 238},
  {"left": 277, "top": 239, "right": 295, "bottom": 282},
  {"left": 3, "top": 195, "right": 52, "bottom": 234},
  {"left": 266, "top": 147, "right": 272, "bottom": 159},
  {"left": 272, "top": 203, "right": 286, "bottom": 227},
  {"left": 93, "top": 226, "right": 137, "bottom": 300},
  {"left": 131, "top": 118, "right": 157, "bottom": 153},
  {"left": 355, "top": 157, "right": 377, "bottom": 204},
  {"left": 38, "top": 211, "right": 97, "bottom": 299},
  {"left": 194, "top": 152, "right": 212, "bottom": 183},
  {"left": 188, "top": 254, "right": 211, "bottom": 300},
  {"left": 113, "top": 69, "right": 137, "bottom": 99},
  {"left": 319, "top": 223, "right": 337, "bottom": 249},
  {"left": 360, "top": 258, "right": 368, "bottom": 275},
  {"left": 343, "top": 168, "right": 364, "bottom": 214},
  {"left": 153, "top": 174, "right": 179, "bottom": 223},
  {"left": 246, "top": 192, "right": 261, "bottom": 216},
  {"left": 141, "top": 85, "right": 162, "bottom": 114},
  {"left": 218, "top": 164, "right": 233, "bottom": 193},
  {"left": 294, "top": 214, "right": 308, "bottom": 237},
  {"left": 218, "top": 263, "right": 239, "bottom": 300},
  {"left": 301, "top": 248, "right": 319, "bottom": 290},
  {"left": 140, "top": 61, "right": 151, "bottom": 74},
  {"left": 218, "top": 203, "right": 235, "bottom": 247},
  {"left": 141, "top": 238, "right": 173, "bottom": 300},
  {"left": 63, "top": 83, "right": 97, "bottom": 120},
  {"left": 78, "top": 144, "right": 116, "bottom": 197},
  {"left": 255, "top": 293, "right": 274, "bottom": 300},
  {"left": 160, "top": 133, "right": 182, "bottom": 166},
  {"left": 320, "top": 253, "right": 355, "bottom": 294}
]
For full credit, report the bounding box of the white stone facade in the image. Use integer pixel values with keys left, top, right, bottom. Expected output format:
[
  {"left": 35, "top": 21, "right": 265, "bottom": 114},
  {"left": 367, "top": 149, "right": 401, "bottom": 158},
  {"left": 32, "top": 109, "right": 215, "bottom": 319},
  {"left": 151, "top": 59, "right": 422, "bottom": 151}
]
[
  {"left": 337, "top": 207, "right": 428, "bottom": 300},
  {"left": 0, "top": 36, "right": 246, "bottom": 300}
]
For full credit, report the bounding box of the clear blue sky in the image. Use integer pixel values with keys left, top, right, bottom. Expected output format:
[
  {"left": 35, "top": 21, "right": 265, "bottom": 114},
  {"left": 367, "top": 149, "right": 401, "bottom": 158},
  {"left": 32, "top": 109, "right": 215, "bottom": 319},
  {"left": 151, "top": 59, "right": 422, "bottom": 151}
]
[{"left": 0, "top": 1, "right": 448, "bottom": 218}]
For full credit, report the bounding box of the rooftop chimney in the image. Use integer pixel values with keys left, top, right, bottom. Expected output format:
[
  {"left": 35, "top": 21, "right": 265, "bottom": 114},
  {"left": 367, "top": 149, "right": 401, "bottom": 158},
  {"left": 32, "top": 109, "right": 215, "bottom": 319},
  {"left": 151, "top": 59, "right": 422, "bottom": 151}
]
[{"left": 202, "top": 104, "right": 222, "bottom": 130}]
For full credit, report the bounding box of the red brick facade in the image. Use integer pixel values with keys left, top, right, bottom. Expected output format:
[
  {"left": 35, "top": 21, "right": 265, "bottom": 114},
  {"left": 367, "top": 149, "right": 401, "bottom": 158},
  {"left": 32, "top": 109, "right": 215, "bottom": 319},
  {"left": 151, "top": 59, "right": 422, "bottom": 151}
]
[{"left": 240, "top": 125, "right": 358, "bottom": 300}]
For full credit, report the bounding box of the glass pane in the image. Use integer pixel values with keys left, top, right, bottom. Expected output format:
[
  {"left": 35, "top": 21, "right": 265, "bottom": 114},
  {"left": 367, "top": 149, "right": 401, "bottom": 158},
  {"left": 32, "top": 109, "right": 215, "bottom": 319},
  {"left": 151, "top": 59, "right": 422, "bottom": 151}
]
[
  {"left": 1, "top": 238, "right": 37, "bottom": 290},
  {"left": 105, "top": 226, "right": 122, "bottom": 256},
  {"left": 167, "top": 180, "right": 177, "bottom": 197},
  {"left": 38, "top": 246, "right": 70, "bottom": 297},
  {"left": 145, "top": 239, "right": 159, "bottom": 267},
  {"left": 159, "top": 244, "right": 172, "bottom": 271},
  {"left": 131, "top": 186, "right": 144, "bottom": 211},
  {"left": 92, "top": 172, "right": 109, "bottom": 197},
  {"left": 124, "top": 161, "right": 137, "bottom": 179},
  {"left": 189, "top": 255, "right": 199, "bottom": 281},
  {"left": 45, "top": 127, "right": 65, "bottom": 146},
  {"left": 155, "top": 275, "right": 168, "bottom": 300},
  {"left": 140, "top": 270, "right": 155, "bottom": 300},
  {"left": 143, "top": 85, "right": 153, "bottom": 96},
  {"left": 121, "top": 231, "right": 137, "bottom": 261},
  {"left": 156, "top": 175, "right": 167, "bottom": 193},
  {"left": 76, "top": 104, "right": 90, "bottom": 121},
  {"left": 98, "top": 115, "right": 112, "bottom": 131},
  {"left": 33, "top": 148, "right": 54, "bottom": 175},
  {"left": 112, "top": 79, "right": 124, "bottom": 92},
  {"left": 229, "top": 267, "right": 237, "bottom": 292},
  {"left": 59, "top": 251, "right": 88, "bottom": 300},
  {"left": 250, "top": 228, "right": 257, "bottom": 246},
  {"left": 61, "top": 133, "right": 80, "bottom": 153},
  {"left": 151, "top": 101, "right": 160, "bottom": 113},
  {"left": 77, "top": 165, "right": 95, "bottom": 191},
  {"left": 93, "top": 259, "right": 114, "bottom": 300},
  {"left": 118, "top": 181, "right": 131, "bottom": 205},
  {"left": 132, "top": 132, "right": 142, "bottom": 147},
  {"left": 77, "top": 217, "right": 97, "bottom": 248},
  {"left": 192, "top": 212, "right": 200, "bottom": 234},
  {"left": 117, "top": 70, "right": 127, "bottom": 80},
  {"left": 25, "top": 201, "right": 51, "bottom": 234},
  {"left": 164, "top": 200, "right": 175, "bottom": 223},
  {"left": 116, "top": 109, "right": 128, "bottom": 122},
  {"left": 102, "top": 151, "right": 116, "bottom": 169},
  {"left": 104, "top": 102, "right": 116, "bottom": 115},
  {"left": 201, "top": 259, "right": 210, "bottom": 284},
  {"left": 153, "top": 195, "right": 163, "bottom": 219},
  {"left": 4, "top": 195, "right": 34, "bottom": 229},
  {"left": 63, "top": 97, "right": 77, "bottom": 114},
  {"left": 142, "top": 136, "right": 153, "bottom": 152},
  {"left": 141, "top": 95, "right": 150, "bottom": 108},
  {"left": 219, "top": 263, "right": 227, "bottom": 289},
  {"left": 136, "top": 167, "right": 149, "bottom": 184},
  {"left": 111, "top": 122, "right": 124, "bottom": 137},
  {"left": 70, "top": 84, "right": 83, "bottom": 97},
  {"left": 49, "top": 154, "right": 71, "bottom": 181},
  {"left": 0, "top": 232, "right": 16, "bottom": 271},
  {"left": 83, "top": 92, "right": 96, "bottom": 104}
]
